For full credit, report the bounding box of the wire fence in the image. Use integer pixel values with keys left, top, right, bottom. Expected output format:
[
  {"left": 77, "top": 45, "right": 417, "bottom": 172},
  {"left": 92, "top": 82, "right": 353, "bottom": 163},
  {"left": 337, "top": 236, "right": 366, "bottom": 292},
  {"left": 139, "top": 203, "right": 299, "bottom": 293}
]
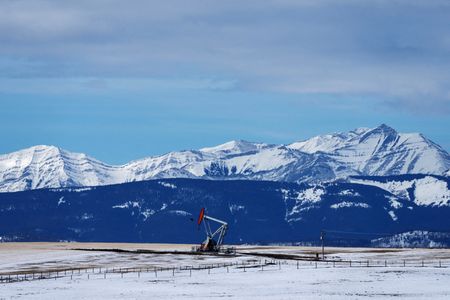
[{"left": 0, "top": 258, "right": 448, "bottom": 284}]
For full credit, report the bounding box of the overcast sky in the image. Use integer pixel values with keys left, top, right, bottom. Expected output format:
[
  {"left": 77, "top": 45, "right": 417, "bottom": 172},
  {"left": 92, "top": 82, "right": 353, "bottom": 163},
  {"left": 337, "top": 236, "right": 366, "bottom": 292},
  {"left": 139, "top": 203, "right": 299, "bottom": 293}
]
[{"left": 1, "top": 0, "right": 449, "bottom": 163}]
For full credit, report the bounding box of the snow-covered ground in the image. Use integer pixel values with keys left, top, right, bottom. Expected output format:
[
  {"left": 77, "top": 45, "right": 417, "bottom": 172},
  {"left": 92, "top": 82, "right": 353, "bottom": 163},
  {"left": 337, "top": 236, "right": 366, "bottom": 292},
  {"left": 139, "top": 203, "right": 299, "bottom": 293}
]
[{"left": 1, "top": 243, "right": 450, "bottom": 299}]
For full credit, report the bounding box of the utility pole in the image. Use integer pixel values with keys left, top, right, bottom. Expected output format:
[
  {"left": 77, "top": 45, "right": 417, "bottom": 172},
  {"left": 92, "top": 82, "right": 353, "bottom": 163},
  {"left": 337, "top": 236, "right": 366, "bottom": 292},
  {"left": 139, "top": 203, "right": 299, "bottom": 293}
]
[{"left": 320, "top": 230, "right": 325, "bottom": 260}]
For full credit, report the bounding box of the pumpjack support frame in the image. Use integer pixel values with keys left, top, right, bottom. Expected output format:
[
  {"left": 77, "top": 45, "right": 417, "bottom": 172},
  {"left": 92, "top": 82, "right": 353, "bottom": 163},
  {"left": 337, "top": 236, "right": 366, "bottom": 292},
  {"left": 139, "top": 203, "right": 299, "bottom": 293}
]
[{"left": 195, "top": 208, "right": 230, "bottom": 253}]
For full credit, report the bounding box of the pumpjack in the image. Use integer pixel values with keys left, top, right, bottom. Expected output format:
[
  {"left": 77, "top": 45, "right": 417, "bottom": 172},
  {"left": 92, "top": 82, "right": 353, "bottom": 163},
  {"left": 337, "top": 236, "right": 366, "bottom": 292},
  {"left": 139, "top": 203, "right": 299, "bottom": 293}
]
[{"left": 195, "top": 208, "right": 231, "bottom": 253}]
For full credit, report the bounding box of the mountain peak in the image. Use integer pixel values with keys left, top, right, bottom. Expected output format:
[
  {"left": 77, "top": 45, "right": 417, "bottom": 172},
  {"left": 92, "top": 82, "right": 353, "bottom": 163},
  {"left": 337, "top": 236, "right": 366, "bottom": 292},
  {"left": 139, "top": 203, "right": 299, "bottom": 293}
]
[
  {"left": 200, "top": 140, "right": 265, "bottom": 154},
  {"left": 31, "top": 144, "right": 58, "bottom": 149},
  {"left": 373, "top": 123, "right": 397, "bottom": 134},
  {"left": 14, "top": 144, "right": 59, "bottom": 153},
  {"left": 359, "top": 124, "right": 398, "bottom": 146},
  {"left": 0, "top": 145, "right": 62, "bottom": 162},
  {"left": 31, "top": 144, "right": 62, "bottom": 154},
  {"left": 355, "top": 124, "right": 397, "bottom": 139}
]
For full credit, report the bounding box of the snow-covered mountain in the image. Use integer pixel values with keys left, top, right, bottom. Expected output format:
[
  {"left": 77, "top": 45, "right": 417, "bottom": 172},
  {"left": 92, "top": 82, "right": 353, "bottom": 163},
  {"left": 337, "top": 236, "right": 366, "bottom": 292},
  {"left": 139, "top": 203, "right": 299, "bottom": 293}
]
[
  {"left": 349, "top": 175, "right": 450, "bottom": 207},
  {"left": 0, "top": 145, "right": 123, "bottom": 192},
  {"left": 288, "top": 124, "right": 450, "bottom": 176},
  {"left": 0, "top": 124, "right": 449, "bottom": 192}
]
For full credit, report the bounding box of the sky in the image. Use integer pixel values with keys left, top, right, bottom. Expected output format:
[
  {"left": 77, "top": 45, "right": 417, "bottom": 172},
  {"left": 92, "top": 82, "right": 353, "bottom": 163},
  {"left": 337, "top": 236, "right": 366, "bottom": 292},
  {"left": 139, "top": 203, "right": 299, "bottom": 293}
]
[{"left": 0, "top": 0, "right": 449, "bottom": 164}]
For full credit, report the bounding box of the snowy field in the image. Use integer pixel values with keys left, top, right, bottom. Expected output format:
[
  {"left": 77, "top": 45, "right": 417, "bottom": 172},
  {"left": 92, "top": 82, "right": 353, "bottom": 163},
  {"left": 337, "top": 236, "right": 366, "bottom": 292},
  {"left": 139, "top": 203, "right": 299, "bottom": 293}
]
[{"left": 1, "top": 243, "right": 450, "bottom": 299}]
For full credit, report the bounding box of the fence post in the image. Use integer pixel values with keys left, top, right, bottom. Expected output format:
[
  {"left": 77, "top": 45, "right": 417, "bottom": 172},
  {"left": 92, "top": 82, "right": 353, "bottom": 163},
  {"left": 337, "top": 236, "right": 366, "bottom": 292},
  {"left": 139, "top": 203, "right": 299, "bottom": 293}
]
[
  {"left": 297, "top": 261, "right": 299, "bottom": 269},
  {"left": 315, "top": 261, "right": 317, "bottom": 269},
  {"left": 422, "top": 260, "right": 424, "bottom": 267},
  {"left": 367, "top": 260, "right": 369, "bottom": 267},
  {"left": 439, "top": 260, "right": 442, "bottom": 268},
  {"left": 385, "top": 260, "right": 387, "bottom": 267},
  {"left": 349, "top": 260, "right": 352, "bottom": 267},
  {"left": 403, "top": 260, "right": 406, "bottom": 267}
]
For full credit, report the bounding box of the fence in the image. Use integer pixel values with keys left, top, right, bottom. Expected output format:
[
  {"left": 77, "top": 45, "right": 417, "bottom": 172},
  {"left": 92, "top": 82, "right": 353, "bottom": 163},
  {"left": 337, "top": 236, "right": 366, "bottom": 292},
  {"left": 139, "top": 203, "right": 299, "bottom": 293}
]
[{"left": 0, "top": 258, "right": 448, "bottom": 284}]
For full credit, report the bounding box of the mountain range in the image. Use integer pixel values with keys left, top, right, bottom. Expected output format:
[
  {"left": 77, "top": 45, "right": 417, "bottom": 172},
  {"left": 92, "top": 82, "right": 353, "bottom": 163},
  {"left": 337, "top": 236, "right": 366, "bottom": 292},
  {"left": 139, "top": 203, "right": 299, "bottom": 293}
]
[
  {"left": 1, "top": 176, "right": 449, "bottom": 246},
  {"left": 1, "top": 124, "right": 449, "bottom": 193},
  {"left": 1, "top": 124, "right": 449, "bottom": 246}
]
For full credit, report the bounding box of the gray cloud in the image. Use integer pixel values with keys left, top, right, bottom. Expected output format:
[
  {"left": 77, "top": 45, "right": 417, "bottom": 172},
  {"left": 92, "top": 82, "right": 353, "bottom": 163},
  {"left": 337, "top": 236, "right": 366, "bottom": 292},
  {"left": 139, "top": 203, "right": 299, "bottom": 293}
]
[{"left": 0, "top": 0, "right": 449, "bottom": 113}]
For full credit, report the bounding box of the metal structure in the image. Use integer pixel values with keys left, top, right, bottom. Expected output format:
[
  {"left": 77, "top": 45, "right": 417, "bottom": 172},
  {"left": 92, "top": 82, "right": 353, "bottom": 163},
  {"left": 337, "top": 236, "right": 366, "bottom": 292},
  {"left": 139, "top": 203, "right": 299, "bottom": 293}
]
[
  {"left": 196, "top": 208, "right": 228, "bottom": 252},
  {"left": 320, "top": 230, "right": 326, "bottom": 259}
]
